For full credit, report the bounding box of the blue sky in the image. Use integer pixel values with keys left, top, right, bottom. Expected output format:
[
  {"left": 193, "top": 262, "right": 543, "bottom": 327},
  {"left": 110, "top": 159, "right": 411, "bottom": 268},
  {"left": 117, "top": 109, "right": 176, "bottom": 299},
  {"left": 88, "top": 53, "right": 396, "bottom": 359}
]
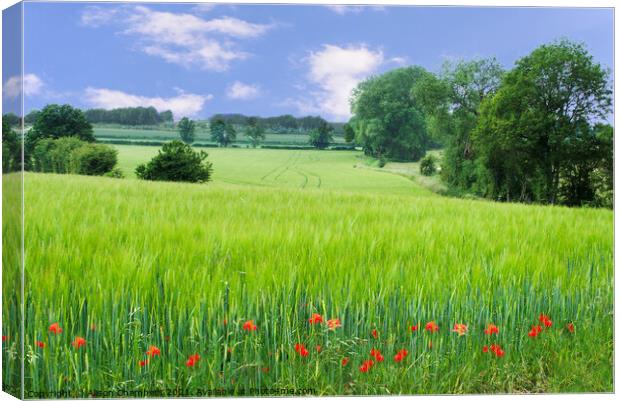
[{"left": 4, "top": 2, "right": 614, "bottom": 122}]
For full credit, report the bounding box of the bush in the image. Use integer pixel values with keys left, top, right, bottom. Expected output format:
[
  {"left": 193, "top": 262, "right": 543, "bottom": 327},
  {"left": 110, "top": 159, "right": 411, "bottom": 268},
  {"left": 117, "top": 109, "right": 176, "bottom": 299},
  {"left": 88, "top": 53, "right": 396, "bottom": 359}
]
[
  {"left": 420, "top": 154, "right": 437, "bottom": 176},
  {"left": 70, "top": 143, "right": 118, "bottom": 175},
  {"left": 378, "top": 157, "right": 387, "bottom": 168},
  {"left": 135, "top": 140, "right": 213, "bottom": 183}
]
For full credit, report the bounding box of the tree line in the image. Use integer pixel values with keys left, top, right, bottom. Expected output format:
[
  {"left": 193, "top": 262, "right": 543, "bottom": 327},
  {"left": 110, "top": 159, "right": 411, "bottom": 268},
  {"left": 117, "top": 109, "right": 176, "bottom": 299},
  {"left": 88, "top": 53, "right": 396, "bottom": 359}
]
[
  {"left": 346, "top": 39, "right": 613, "bottom": 207},
  {"left": 210, "top": 113, "right": 344, "bottom": 134}
]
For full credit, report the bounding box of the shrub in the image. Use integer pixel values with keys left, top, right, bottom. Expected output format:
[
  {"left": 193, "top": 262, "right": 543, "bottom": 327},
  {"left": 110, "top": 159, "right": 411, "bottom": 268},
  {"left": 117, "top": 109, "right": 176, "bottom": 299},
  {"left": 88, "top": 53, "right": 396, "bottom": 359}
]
[
  {"left": 135, "top": 140, "right": 213, "bottom": 183},
  {"left": 33, "top": 137, "right": 84, "bottom": 173},
  {"left": 70, "top": 143, "right": 118, "bottom": 175},
  {"left": 104, "top": 168, "right": 125, "bottom": 179},
  {"left": 420, "top": 154, "right": 437, "bottom": 176}
]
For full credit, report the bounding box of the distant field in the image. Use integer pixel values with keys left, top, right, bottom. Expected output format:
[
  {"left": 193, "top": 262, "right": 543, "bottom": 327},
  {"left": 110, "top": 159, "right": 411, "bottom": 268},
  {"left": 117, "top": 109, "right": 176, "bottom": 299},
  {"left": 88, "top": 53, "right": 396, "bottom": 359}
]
[
  {"left": 113, "top": 145, "right": 432, "bottom": 196},
  {"left": 94, "top": 126, "right": 346, "bottom": 146}
]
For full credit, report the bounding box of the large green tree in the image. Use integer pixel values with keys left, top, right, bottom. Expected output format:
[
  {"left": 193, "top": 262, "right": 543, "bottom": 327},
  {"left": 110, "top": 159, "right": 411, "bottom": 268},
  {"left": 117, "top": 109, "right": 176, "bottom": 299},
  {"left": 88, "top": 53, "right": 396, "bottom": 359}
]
[
  {"left": 210, "top": 117, "right": 236, "bottom": 147},
  {"left": 135, "top": 140, "right": 213, "bottom": 183},
  {"left": 350, "top": 66, "right": 432, "bottom": 161},
  {"left": 308, "top": 119, "right": 334, "bottom": 149},
  {"left": 178, "top": 117, "right": 196, "bottom": 144},
  {"left": 28, "top": 104, "right": 95, "bottom": 145},
  {"left": 473, "top": 40, "right": 612, "bottom": 205},
  {"left": 244, "top": 117, "right": 266, "bottom": 148}
]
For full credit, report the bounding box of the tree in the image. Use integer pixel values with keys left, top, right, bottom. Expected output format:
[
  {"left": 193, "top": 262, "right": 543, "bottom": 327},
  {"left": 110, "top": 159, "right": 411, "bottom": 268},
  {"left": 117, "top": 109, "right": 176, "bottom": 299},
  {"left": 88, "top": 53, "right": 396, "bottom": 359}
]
[
  {"left": 350, "top": 67, "right": 432, "bottom": 161},
  {"left": 28, "top": 104, "right": 95, "bottom": 145},
  {"left": 419, "top": 154, "right": 437, "bottom": 176},
  {"left": 24, "top": 110, "right": 41, "bottom": 125},
  {"left": 343, "top": 122, "right": 355, "bottom": 143},
  {"left": 308, "top": 119, "right": 334, "bottom": 149},
  {"left": 2, "top": 119, "right": 21, "bottom": 173},
  {"left": 210, "top": 117, "right": 236, "bottom": 147},
  {"left": 135, "top": 140, "right": 213, "bottom": 183},
  {"left": 473, "top": 40, "right": 612, "bottom": 205},
  {"left": 31, "top": 137, "right": 117, "bottom": 176},
  {"left": 178, "top": 117, "right": 196, "bottom": 144},
  {"left": 244, "top": 117, "right": 266, "bottom": 147},
  {"left": 70, "top": 143, "right": 118, "bottom": 175},
  {"left": 2, "top": 113, "right": 20, "bottom": 127}
]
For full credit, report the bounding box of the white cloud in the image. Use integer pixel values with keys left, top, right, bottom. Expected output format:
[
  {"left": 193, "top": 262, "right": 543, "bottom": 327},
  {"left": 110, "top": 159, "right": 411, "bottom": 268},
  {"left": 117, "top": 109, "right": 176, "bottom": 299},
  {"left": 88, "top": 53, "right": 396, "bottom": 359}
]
[
  {"left": 80, "top": 6, "right": 120, "bottom": 27},
  {"left": 2, "top": 73, "right": 44, "bottom": 99},
  {"left": 226, "top": 81, "right": 261, "bottom": 100},
  {"left": 82, "top": 5, "right": 272, "bottom": 71},
  {"left": 84, "top": 87, "right": 213, "bottom": 118},
  {"left": 192, "top": 4, "right": 217, "bottom": 13},
  {"left": 325, "top": 5, "right": 385, "bottom": 15},
  {"left": 295, "top": 44, "right": 384, "bottom": 120}
]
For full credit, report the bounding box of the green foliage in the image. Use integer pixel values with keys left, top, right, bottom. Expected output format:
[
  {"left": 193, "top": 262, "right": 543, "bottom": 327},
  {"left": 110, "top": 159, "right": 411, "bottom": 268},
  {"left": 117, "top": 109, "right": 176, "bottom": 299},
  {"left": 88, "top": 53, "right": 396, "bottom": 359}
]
[
  {"left": 308, "top": 119, "right": 334, "bottom": 149},
  {"left": 135, "top": 140, "right": 213, "bottom": 183},
  {"left": 343, "top": 122, "right": 355, "bottom": 143},
  {"left": 24, "top": 110, "right": 41, "bottom": 125},
  {"left": 472, "top": 40, "right": 612, "bottom": 206},
  {"left": 2, "top": 119, "right": 21, "bottom": 173},
  {"left": 177, "top": 117, "right": 196, "bottom": 144},
  {"left": 103, "top": 167, "right": 125, "bottom": 179},
  {"left": 84, "top": 106, "right": 173, "bottom": 125},
  {"left": 210, "top": 117, "right": 237, "bottom": 147},
  {"left": 28, "top": 104, "right": 95, "bottom": 145},
  {"left": 244, "top": 116, "right": 266, "bottom": 147},
  {"left": 70, "top": 143, "right": 118, "bottom": 175},
  {"left": 350, "top": 66, "right": 432, "bottom": 161},
  {"left": 31, "top": 136, "right": 117, "bottom": 176},
  {"left": 419, "top": 154, "right": 437, "bottom": 176},
  {"left": 2, "top": 112, "right": 20, "bottom": 127}
]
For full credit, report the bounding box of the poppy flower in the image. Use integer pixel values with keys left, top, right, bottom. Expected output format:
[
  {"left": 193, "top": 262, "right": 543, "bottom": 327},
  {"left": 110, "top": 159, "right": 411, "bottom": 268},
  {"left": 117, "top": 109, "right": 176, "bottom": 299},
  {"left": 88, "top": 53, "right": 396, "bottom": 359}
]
[
  {"left": 539, "top": 314, "right": 552, "bottom": 327},
  {"left": 185, "top": 354, "right": 200, "bottom": 367},
  {"left": 223, "top": 319, "right": 228, "bottom": 326},
  {"left": 370, "top": 348, "right": 384, "bottom": 362},
  {"left": 48, "top": 323, "right": 62, "bottom": 335},
  {"left": 410, "top": 325, "right": 418, "bottom": 332},
  {"left": 484, "top": 323, "right": 499, "bottom": 335},
  {"left": 371, "top": 329, "right": 378, "bottom": 339},
  {"left": 146, "top": 345, "right": 161, "bottom": 357},
  {"left": 308, "top": 313, "right": 323, "bottom": 324},
  {"left": 489, "top": 344, "right": 504, "bottom": 357},
  {"left": 393, "top": 349, "right": 408, "bottom": 363},
  {"left": 261, "top": 367, "right": 269, "bottom": 373},
  {"left": 71, "top": 337, "right": 86, "bottom": 350},
  {"left": 567, "top": 323, "right": 575, "bottom": 333},
  {"left": 243, "top": 320, "right": 257, "bottom": 332},
  {"left": 294, "top": 343, "right": 309, "bottom": 357},
  {"left": 452, "top": 323, "right": 468, "bottom": 336},
  {"left": 315, "top": 345, "right": 322, "bottom": 353},
  {"left": 90, "top": 324, "right": 97, "bottom": 331},
  {"left": 327, "top": 318, "right": 341, "bottom": 330},
  {"left": 341, "top": 357, "right": 349, "bottom": 367},
  {"left": 139, "top": 359, "right": 149, "bottom": 367},
  {"left": 425, "top": 321, "right": 439, "bottom": 333},
  {"left": 359, "top": 359, "right": 374, "bottom": 373},
  {"left": 2, "top": 335, "right": 7, "bottom": 342},
  {"left": 528, "top": 325, "right": 543, "bottom": 338},
  {"left": 36, "top": 341, "right": 45, "bottom": 349},
  {"left": 482, "top": 345, "right": 489, "bottom": 353}
]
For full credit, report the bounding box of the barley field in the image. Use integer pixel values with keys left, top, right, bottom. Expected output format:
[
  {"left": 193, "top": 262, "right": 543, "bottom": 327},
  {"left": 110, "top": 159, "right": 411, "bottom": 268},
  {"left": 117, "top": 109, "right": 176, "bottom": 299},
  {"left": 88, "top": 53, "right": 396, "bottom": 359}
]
[{"left": 1, "top": 146, "right": 613, "bottom": 397}]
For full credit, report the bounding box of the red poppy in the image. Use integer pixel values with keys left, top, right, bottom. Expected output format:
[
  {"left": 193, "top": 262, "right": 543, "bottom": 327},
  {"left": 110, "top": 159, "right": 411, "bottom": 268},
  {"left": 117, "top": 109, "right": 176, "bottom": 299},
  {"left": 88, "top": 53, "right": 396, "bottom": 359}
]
[
  {"left": 370, "top": 348, "right": 384, "bottom": 362},
  {"left": 489, "top": 344, "right": 504, "bottom": 357},
  {"left": 261, "top": 367, "right": 269, "bottom": 373},
  {"left": 243, "top": 320, "right": 257, "bottom": 332},
  {"left": 539, "top": 314, "right": 552, "bottom": 328},
  {"left": 139, "top": 359, "right": 149, "bottom": 367},
  {"left": 567, "top": 323, "right": 575, "bottom": 333},
  {"left": 393, "top": 349, "right": 408, "bottom": 363},
  {"left": 315, "top": 345, "right": 322, "bottom": 353},
  {"left": 327, "top": 318, "right": 341, "bottom": 330},
  {"left": 185, "top": 354, "right": 200, "bottom": 367},
  {"left": 425, "top": 321, "right": 439, "bottom": 333},
  {"left": 371, "top": 329, "right": 378, "bottom": 339},
  {"left": 482, "top": 345, "right": 489, "bottom": 353},
  {"left": 2, "top": 335, "right": 7, "bottom": 342},
  {"left": 484, "top": 323, "right": 499, "bottom": 335},
  {"left": 36, "top": 341, "right": 45, "bottom": 349},
  {"left": 341, "top": 357, "right": 349, "bottom": 367},
  {"left": 90, "top": 324, "right": 97, "bottom": 331},
  {"left": 146, "top": 345, "right": 161, "bottom": 357},
  {"left": 308, "top": 313, "right": 323, "bottom": 324},
  {"left": 359, "top": 359, "right": 374, "bottom": 373},
  {"left": 48, "top": 323, "right": 62, "bottom": 335},
  {"left": 410, "top": 324, "right": 418, "bottom": 332},
  {"left": 71, "top": 337, "right": 86, "bottom": 350},
  {"left": 528, "top": 325, "right": 543, "bottom": 337},
  {"left": 223, "top": 319, "right": 228, "bottom": 326},
  {"left": 452, "top": 323, "right": 468, "bottom": 336},
  {"left": 294, "top": 343, "right": 309, "bottom": 357}
]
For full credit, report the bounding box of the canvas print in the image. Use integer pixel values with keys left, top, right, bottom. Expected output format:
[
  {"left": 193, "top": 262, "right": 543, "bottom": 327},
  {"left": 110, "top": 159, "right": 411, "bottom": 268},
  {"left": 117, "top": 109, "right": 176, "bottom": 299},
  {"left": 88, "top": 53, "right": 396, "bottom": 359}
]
[{"left": 1, "top": 1, "right": 614, "bottom": 398}]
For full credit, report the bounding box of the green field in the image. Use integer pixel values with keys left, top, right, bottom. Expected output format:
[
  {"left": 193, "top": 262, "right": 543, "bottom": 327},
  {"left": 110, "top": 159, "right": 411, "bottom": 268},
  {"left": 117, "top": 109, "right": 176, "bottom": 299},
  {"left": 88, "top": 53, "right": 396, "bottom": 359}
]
[
  {"left": 94, "top": 126, "right": 346, "bottom": 146},
  {"left": 2, "top": 146, "right": 613, "bottom": 396}
]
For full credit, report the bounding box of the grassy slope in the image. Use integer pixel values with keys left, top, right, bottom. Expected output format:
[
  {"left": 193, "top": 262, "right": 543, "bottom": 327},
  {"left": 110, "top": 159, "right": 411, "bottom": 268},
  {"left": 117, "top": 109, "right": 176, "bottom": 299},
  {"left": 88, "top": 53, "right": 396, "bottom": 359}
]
[{"left": 4, "top": 146, "right": 613, "bottom": 394}]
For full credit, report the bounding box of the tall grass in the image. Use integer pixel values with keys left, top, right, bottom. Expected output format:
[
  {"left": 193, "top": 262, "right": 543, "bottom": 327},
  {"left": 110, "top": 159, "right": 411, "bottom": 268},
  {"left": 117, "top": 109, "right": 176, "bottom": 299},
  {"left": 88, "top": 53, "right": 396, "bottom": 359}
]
[{"left": 2, "top": 169, "right": 613, "bottom": 395}]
